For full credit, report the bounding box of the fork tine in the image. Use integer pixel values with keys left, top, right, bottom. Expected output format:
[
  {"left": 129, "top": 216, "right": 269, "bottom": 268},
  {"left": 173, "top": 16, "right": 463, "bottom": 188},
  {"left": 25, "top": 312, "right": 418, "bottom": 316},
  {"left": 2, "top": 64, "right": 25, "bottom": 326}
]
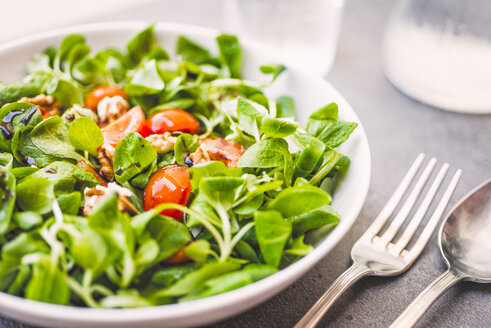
[
  {"left": 378, "top": 157, "right": 437, "bottom": 246},
  {"left": 363, "top": 153, "right": 425, "bottom": 239},
  {"left": 405, "top": 169, "right": 462, "bottom": 260},
  {"left": 391, "top": 163, "right": 449, "bottom": 255}
]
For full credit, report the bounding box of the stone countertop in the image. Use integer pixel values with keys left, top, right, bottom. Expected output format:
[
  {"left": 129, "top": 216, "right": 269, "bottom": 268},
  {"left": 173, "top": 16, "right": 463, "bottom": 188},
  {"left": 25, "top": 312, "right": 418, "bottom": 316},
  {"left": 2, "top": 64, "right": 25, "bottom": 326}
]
[{"left": 1, "top": 0, "right": 490, "bottom": 327}]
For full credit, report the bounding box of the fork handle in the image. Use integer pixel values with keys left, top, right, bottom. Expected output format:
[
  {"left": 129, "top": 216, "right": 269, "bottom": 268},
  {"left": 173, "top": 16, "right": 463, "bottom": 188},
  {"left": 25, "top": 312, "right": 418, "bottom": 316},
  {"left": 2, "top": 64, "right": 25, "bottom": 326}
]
[
  {"left": 390, "top": 269, "right": 463, "bottom": 328},
  {"left": 294, "top": 263, "right": 371, "bottom": 328}
]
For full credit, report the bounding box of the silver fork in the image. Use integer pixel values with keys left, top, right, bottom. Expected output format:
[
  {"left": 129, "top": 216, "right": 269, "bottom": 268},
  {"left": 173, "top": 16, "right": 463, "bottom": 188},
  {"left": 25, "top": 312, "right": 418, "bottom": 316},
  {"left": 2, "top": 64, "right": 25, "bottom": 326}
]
[{"left": 295, "top": 154, "right": 462, "bottom": 328}]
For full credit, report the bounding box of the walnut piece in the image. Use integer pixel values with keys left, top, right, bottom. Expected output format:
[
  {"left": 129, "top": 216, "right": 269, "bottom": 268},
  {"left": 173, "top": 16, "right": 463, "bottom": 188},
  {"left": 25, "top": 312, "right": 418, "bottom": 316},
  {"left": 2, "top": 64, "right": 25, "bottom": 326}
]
[
  {"left": 83, "top": 183, "right": 137, "bottom": 216},
  {"left": 97, "top": 96, "right": 129, "bottom": 124},
  {"left": 145, "top": 132, "right": 177, "bottom": 154},
  {"left": 98, "top": 143, "right": 115, "bottom": 181},
  {"left": 19, "top": 94, "right": 62, "bottom": 116},
  {"left": 189, "top": 137, "right": 245, "bottom": 168}
]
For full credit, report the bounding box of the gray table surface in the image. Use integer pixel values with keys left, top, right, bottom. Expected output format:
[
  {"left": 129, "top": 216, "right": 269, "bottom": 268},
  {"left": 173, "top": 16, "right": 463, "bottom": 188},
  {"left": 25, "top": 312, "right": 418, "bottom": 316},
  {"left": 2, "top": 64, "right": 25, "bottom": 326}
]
[{"left": 2, "top": 0, "right": 490, "bottom": 327}]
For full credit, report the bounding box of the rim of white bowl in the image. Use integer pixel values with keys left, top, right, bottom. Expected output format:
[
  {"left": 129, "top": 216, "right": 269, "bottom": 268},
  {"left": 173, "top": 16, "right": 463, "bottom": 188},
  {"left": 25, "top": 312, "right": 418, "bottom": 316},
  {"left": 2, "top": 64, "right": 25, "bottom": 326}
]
[{"left": 0, "top": 21, "right": 371, "bottom": 326}]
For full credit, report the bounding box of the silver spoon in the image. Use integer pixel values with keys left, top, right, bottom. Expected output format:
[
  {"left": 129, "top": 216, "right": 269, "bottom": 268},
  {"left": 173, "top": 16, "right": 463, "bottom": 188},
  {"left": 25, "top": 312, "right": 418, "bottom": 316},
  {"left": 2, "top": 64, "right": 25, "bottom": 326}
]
[{"left": 391, "top": 178, "right": 491, "bottom": 327}]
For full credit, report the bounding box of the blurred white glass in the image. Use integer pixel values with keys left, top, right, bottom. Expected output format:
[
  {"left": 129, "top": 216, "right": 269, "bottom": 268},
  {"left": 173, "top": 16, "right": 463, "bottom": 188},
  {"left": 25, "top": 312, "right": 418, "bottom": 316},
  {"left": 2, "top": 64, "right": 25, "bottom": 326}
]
[
  {"left": 382, "top": 0, "right": 491, "bottom": 114},
  {"left": 224, "top": 0, "right": 345, "bottom": 76}
]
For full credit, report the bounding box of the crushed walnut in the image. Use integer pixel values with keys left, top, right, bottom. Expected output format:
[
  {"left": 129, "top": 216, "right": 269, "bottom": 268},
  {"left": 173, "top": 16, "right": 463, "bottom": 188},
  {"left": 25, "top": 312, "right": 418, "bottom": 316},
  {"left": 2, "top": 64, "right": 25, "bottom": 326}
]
[
  {"left": 145, "top": 132, "right": 177, "bottom": 154},
  {"left": 189, "top": 137, "right": 245, "bottom": 168},
  {"left": 97, "top": 96, "right": 129, "bottom": 124},
  {"left": 83, "top": 182, "right": 137, "bottom": 216},
  {"left": 19, "top": 94, "right": 62, "bottom": 117},
  {"left": 98, "top": 143, "right": 115, "bottom": 181}
]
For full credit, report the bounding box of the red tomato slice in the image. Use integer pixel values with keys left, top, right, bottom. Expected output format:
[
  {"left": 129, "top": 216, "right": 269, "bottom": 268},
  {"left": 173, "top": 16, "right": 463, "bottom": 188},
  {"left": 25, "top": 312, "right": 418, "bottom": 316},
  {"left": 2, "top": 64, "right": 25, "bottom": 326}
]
[
  {"left": 85, "top": 85, "right": 129, "bottom": 111},
  {"left": 140, "top": 109, "right": 200, "bottom": 137},
  {"left": 101, "top": 106, "right": 145, "bottom": 148},
  {"left": 143, "top": 165, "right": 192, "bottom": 220}
]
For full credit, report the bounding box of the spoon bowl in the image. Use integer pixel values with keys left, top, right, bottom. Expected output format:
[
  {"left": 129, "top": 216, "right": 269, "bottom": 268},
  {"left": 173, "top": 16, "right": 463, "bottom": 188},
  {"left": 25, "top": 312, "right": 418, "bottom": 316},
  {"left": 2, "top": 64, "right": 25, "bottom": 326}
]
[
  {"left": 391, "top": 178, "right": 491, "bottom": 327},
  {"left": 441, "top": 179, "right": 491, "bottom": 281}
]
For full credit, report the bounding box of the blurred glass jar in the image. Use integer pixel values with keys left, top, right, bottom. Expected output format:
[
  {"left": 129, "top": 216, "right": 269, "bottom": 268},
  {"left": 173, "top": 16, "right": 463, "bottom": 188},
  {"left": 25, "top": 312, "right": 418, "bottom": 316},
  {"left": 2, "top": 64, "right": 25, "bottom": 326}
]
[
  {"left": 224, "top": 0, "right": 345, "bottom": 76},
  {"left": 382, "top": 0, "right": 491, "bottom": 114}
]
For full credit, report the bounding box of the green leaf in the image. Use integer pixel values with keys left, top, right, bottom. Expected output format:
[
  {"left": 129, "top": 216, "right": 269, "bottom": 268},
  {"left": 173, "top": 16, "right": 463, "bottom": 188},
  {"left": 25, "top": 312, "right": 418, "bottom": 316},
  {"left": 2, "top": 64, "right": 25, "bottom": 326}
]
[
  {"left": 254, "top": 210, "right": 291, "bottom": 267},
  {"left": 174, "top": 133, "right": 199, "bottom": 165},
  {"left": 261, "top": 117, "right": 297, "bottom": 138},
  {"left": 235, "top": 240, "right": 260, "bottom": 263},
  {"left": 127, "top": 25, "right": 155, "bottom": 66},
  {"left": 276, "top": 96, "right": 295, "bottom": 118},
  {"left": 12, "top": 127, "right": 60, "bottom": 167},
  {"left": 185, "top": 240, "right": 215, "bottom": 263},
  {"left": 181, "top": 271, "right": 252, "bottom": 301},
  {"left": 31, "top": 161, "right": 98, "bottom": 195},
  {"left": 216, "top": 34, "right": 242, "bottom": 78},
  {"left": 9, "top": 167, "right": 39, "bottom": 179},
  {"left": 177, "top": 36, "right": 217, "bottom": 66},
  {"left": 237, "top": 98, "right": 263, "bottom": 139},
  {"left": 291, "top": 132, "right": 326, "bottom": 177},
  {"left": 237, "top": 138, "right": 289, "bottom": 168},
  {"left": 25, "top": 257, "right": 70, "bottom": 305},
  {"left": 48, "top": 77, "right": 83, "bottom": 106},
  {"left": 234, "top": 193, "right": 263, "bottom": 216},
  {"left": 189, "top": 161, "right": 236, "bottom": 189},
  {"left": 54, "top": 34, "right": 86, "bottom": 72},
  {"left": 2, "top": 231, "right": 48, "bottom": 262},
  {"left": 71, "top": 229, "right": 109, "bottom": 273},
  {"left": 65, "top": 42, "right": 91, "bottom": 75},
  {"left": 309, "top": 103, "right": 338, "bottom": 120},
  {"left": 126, "top": 59, "right": 165, "bottom": 96},
  {"left": 147, "top": 215, "right": 191, "bottom": 262},
  {"left": 304, "top": 104, "right": 357, "bottom": 148},
  {"left": 259, "top": 64, "right": 286, "bottom": 82},
  {"left": 72, "top": 57, "right": 107, "bottom": 85},
  {"left": 130, "top": 158, "right": 157, "bottom": 190},
  {"left": 241, "top": 264, "right": 278, "bottom": 281},
  {"left": 292, "top": 204, "right": 340, "bottom": 235},
  {"left": 0, "top": 168, "right": 16, "bottom": 234},
  {"left": 16, "top": 177, "right": 54, "bottom": 214},
  {"left": 0, "top": 102, "right": 42, "bottom": 152},
  {"left": 135, "top": 238, "right": 159, "bottom": 271},
  {"left": 68, "top": 117, "right": 103, "bottom": 156},
  {"left": 285, "top": 235, "right": 313, "bottom": 256},
  {"left": 0, "top": 153, "right": 13, "bottom": 169},
  {"left": 156, "top": 261, "right": 241, "bottom": 297},
  {"left": 26, "top": 47, "right": 56, "bottom": 73},
  {"left": 150, "top": 263, "right": 198, "bottom": 289},
  {"left": 57, "top": 191, "right": 82, "bottom": 215},
  {"left": 13, "top": 211, "right": 43, "bottom": 230},
  {"left": 267, "top": 185, "right": 330, "bottom": 217},
  {"left": 199, "top": 176, "right": 244, "bottom": 211},
  {"left": 7, "top": 264, "right": 31, "bottom": 296},
  {"left": 309, "top": 149, "right": 342, "bottom": 186},
  {"left": 30, "top": 116, "right": 85, "bottom": 162},
  {"left": 114, "top": 132, "right": 157, "bottom": 184},
  {"left": 0, "top": 81, "right": 41, "bottom": 107}
]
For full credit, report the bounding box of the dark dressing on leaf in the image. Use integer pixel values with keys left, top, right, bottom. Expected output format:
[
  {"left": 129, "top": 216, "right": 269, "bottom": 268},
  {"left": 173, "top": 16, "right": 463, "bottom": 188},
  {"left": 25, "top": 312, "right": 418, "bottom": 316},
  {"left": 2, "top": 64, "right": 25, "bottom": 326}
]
[
  {"left": 0, "top": 109, "right": 24, "bottom": 140},
  {"left": 20, "top": 106, "right": 38, "bottom": 125}
]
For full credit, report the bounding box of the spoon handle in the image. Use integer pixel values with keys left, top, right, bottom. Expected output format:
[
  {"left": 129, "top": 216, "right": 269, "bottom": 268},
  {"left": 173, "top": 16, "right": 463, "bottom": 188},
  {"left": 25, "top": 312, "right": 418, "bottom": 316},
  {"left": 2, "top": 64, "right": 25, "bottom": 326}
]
[{"left": 390, "top": 269, "right": 463, "bottom": 328}]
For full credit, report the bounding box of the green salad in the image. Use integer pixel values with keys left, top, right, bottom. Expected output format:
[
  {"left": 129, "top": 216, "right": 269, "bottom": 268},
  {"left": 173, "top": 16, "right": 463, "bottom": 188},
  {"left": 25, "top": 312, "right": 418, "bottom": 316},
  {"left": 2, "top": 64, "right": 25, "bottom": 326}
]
[{"left": 0, "top": 25, "right": 357, "bottom": 307}]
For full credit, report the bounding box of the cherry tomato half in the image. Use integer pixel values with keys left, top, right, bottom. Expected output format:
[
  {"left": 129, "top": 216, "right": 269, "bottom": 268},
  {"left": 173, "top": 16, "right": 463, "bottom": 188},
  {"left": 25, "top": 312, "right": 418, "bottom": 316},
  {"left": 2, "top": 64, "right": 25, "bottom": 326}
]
[
  {"left": 143, "top": 165, "right": 192, "bottom": 220},
  {"left": 85, "top": 85, "right": 129, "bottom": 111},
  {"left": 101, "top": 106, "right": 145, "bottom": 148},
  {"left": 140, "top": 109, "right": 200, "bottom": 137}
]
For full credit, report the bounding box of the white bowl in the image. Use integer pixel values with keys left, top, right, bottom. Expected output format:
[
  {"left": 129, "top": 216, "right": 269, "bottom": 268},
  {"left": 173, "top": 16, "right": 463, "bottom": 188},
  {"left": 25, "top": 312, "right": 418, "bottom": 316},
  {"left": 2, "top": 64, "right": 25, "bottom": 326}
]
[{"left": 0, "top": 22, "right": 371, "bottom": 328}]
